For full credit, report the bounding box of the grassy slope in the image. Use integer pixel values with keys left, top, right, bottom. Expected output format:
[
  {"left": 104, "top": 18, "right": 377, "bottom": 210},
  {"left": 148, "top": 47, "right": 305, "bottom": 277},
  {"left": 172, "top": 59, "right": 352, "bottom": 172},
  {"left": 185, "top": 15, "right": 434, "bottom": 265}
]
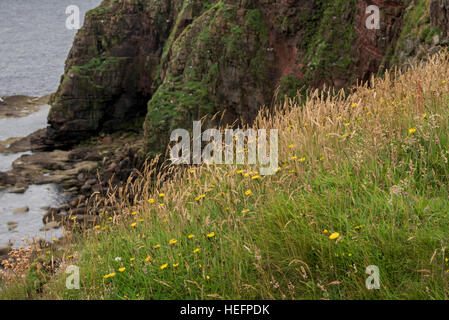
[{"left": 3, "top": 54, "right": 449, "bottom": 300}]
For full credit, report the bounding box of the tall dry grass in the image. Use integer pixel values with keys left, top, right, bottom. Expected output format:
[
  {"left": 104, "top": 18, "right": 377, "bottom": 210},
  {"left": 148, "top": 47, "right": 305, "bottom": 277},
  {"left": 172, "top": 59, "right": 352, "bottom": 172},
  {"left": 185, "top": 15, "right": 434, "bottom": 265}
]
[{"left": 3, "top": 53, "right": 449, "bottom": 300}]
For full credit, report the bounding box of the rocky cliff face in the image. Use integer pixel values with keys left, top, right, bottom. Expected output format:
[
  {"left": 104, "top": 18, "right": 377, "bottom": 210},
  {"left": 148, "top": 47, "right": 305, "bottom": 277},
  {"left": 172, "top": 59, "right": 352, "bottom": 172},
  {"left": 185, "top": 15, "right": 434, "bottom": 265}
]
[
  {"left": 47, "top": 0, "right": 182, "bottom": 147},
  {"left": 46, "top": 0, "right": 448, "bottom": 153}
]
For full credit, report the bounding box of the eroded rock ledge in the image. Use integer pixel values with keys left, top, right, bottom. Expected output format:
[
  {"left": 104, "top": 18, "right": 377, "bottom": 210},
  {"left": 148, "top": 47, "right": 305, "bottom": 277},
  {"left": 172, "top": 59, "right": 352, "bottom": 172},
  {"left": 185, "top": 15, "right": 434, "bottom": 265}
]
[{"left": 0, "top": 129, "right": 146, "bottom": 227}]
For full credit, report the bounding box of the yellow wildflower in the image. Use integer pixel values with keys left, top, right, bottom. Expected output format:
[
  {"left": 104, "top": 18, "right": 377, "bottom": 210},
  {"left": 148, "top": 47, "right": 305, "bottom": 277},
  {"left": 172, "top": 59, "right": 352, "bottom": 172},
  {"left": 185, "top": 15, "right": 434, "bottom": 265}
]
[
  {"left": 408, "top": 128, "right": 417, "bottom": 135},
  {"left": 329, "top": 232, "right": 340, "bottom": 240},
  {"left": 148, "top": 198, "right": 155, "bottom": 204},
  {"left": 188, "top": 234, "right": 195, "bottom": 239},
  {"left": 160, "top": 263, "right": 168, "bottom": 270},
  {"left": 130, "top": 222, "right": 137, "bottom": 228},
  {"left": 193, "top": 248, "right": 201, "bottom": 253},
  {"left": 207, "top": 232, "right": 215, "bottom": 238},
  {"left": 118, "top": 267, "right": 126, "bottom": 273},
  {"left": 159, "top": 193, "right": 165, "bottom": 198},
  {"left": 245, "top": 189, "right": 252, "bottom": 196},
  {"left": 145, "top": 256, "right": 152, "bottom": 262},
  {"left": 251, "top": 175, "right": 261, "bottom": 180},
  {"left": 242, "top": 209, "right": 250, "bottom": 214},
  {"left": 169, "top": 239, "right": 178, "bottom": 245},
  {"left": 195, "top": 194, "right": 206, "bottom": 201},
  {"left": 173, "top": 263, "right": 179, "bottom": 268}
]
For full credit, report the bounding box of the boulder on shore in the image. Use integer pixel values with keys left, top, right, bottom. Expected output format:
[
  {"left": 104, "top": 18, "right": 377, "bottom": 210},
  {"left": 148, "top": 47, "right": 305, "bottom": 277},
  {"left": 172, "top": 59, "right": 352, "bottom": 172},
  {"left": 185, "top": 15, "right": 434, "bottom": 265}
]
[
  {"left": 0, "top": 245, "right": 10, "bottom": 256},
  {"left": 13, "top": 206, "right": 29, "bottom": 214}
]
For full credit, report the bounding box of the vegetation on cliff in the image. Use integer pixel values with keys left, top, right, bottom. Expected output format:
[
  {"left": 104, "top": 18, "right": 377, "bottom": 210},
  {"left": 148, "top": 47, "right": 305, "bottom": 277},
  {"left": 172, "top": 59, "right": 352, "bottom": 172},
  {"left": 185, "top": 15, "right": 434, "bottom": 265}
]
[
  {"left": 145, "top": 2, "right": 272, "bottom": 154},
  {"left": 3, "top": 53, "right": 449, "bottom": 299},
  {"left": 3, "top": 0, "right": 449, "bottom": 301},
  {"left": 48, "top": 0, "right": 436, "bottom": 151}
]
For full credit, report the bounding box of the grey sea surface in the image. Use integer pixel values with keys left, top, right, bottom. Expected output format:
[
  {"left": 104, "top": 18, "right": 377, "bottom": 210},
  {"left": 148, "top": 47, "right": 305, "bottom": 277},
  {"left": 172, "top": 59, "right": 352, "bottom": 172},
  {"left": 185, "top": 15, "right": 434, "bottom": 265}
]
[{"left": 0, "top": 0, "right": 102, "bottom": 96}]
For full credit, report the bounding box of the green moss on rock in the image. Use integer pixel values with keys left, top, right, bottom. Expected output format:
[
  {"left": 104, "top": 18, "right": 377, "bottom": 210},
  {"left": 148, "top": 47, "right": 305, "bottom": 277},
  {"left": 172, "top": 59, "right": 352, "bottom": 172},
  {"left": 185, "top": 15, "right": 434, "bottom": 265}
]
[
  {"left": 144, "top": 2, "right": 272, "bottom": 154},
  {"left": 300, "top": 0, "right": 358, "bottom": 86}
]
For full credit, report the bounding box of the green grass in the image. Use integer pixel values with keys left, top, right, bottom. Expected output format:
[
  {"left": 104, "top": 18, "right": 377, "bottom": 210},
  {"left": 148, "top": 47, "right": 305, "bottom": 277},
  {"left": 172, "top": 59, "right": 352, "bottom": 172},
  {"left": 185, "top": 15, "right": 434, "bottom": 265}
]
[{"left": 3, "top": 54, "right": 449, "bottom": 300}]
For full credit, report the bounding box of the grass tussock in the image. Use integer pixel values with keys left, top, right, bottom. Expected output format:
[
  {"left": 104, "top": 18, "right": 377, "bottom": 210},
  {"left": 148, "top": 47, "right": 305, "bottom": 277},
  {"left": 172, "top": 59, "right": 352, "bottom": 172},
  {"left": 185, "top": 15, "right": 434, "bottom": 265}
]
[{"left": 3, "top": 54, "right": 449, "bottom": 300}]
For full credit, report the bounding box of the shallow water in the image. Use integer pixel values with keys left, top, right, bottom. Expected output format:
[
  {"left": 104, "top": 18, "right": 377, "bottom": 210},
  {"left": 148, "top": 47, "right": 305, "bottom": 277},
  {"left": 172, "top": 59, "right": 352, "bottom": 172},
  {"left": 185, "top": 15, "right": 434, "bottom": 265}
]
[
  {"left": 0, "top": 104, "right": 49, "bottom": 173},
  {"left": 0, "top": 105, "right": 50, "bottom": 141},
  {"left": 0, "top": 105, "right": 69, "bottom": 247},
  {"left": 0, "top": 151, "right": 32, "bottom": 172},
  {"left": 0, "top": 184, "right": 68, "bottom": 247}
]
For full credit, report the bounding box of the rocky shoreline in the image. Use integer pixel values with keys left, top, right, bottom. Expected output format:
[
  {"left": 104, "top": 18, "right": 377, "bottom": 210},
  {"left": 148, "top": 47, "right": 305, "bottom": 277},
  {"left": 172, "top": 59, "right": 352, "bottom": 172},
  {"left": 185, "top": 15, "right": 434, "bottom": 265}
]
[
  {"left": 0, "top": 96, "right": 147, "bottom": 260},
  {"left": 0, "top": 95, "right": 50, "bottom": 119}
]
